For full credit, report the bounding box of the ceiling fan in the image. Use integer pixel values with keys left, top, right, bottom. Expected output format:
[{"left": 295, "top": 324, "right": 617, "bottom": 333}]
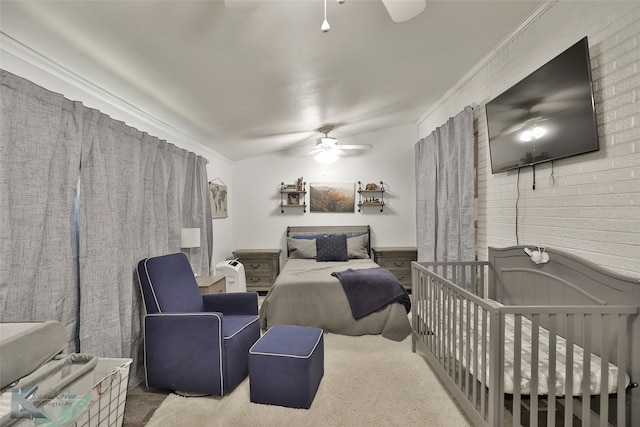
[
  {"left": 224, "top": 0, "right": 427, "bottom": 26},
  {"left": 379, "top": 0, "right": 427, "bottom": 23},
  {"left": 308, "top": 126, "right": 371, "bottom": 164}
]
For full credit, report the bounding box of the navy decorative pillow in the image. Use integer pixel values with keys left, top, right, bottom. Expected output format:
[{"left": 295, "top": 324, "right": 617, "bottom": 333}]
[{"left": 316, "top": 234, "right": 348, "bottom": 262}]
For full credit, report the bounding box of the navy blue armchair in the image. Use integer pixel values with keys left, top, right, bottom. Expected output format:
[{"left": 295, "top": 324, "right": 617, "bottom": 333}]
[{"left": 137, "top": 252, "right": 260, "bottom": 396}]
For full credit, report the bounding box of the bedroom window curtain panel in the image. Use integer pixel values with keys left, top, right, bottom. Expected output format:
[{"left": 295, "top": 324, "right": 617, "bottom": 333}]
[
  {"left": 415, "top": 106, "right": 475, "bottom": 271},
  {"left": 0, "top": 69, "right": 213, "bottom": 384},
  {"left": 0, "top": 71, "right": 83, "bottom": 352}
]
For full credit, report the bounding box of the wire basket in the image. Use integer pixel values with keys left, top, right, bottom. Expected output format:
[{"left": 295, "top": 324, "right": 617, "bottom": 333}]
[
  {"left": 71, "top": 358, "right": 133, "bottom": 427},
  {"left": 7, "top": 357, "right": 133, "bottom": 427}
]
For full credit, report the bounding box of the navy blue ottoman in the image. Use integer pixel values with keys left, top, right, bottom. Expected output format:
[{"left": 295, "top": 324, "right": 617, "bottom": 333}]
[{"left": 249, "top": 325, "right": 324, "bottom": 409}]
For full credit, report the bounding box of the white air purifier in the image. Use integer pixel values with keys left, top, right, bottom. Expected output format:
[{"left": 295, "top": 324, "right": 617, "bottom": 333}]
[{"left": 216, "top": 260, "right": 247, "bottom": 293}]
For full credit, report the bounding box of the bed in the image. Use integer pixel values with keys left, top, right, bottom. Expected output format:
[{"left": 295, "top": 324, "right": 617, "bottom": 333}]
[
  {"left": 258, "top": 225, "right": 412, "bottom": 341},
  {"left": 411, "top": 246, "right": 640, "bottom": 426}
]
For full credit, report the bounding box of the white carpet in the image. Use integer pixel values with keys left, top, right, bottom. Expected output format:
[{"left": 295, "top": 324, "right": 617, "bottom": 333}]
[{"left": 146, "top": 333, "right": 470, "bottom": 427}]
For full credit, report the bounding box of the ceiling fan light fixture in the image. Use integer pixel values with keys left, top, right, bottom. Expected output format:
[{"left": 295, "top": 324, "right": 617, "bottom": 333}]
[
  {"left": 314, "top": 149, "right": 340, "bottom": 164},
  {"left": 519, "top": 130, "right": 532, "bottom": 142},
  {"left": 519, "top": 124, "right": 546, "bottom": 142},
  {"left": 319, "top": 136, "right": 337, "bottom": 148},
  {"left": 532, "top": 125, "right": 546, "bottom": 139}
]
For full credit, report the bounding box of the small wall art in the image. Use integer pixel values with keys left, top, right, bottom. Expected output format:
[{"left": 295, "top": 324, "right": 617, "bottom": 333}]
[
  {"left": 309, "top": 182, "right": 355, "bottom": 213},
  {"left": 209, "top": 181, "right": 228, "bottom": 219},
  {"left": 287, "top": 192, "right": 300, "bottom": 205}
]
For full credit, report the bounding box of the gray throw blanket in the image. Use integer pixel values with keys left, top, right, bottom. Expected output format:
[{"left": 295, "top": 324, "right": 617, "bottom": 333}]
[{"left": 331, "top": 267, "right": 411, "bottom": 319}]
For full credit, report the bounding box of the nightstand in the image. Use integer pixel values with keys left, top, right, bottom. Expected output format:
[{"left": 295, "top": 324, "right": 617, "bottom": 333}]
[
  {"left": 232, "top": 249, "right": 281, "bottom": 293},
  {"left": 372, "top": 247, "right": 417, "bottom": 290},
  {"left": 196, "top": 275, "right": 226, "bottom": 294}
]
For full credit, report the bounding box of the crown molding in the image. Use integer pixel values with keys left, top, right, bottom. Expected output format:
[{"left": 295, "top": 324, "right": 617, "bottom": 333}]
[
  {"left": 1, "top": 31, "right": 229, "bottom": 163},
  {"left": 416, "top": 0, "right": 557, "bottom": 126}
]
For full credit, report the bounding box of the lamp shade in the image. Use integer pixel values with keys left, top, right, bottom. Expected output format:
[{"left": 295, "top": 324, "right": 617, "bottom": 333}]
[{"left": 180, "top": 228, "right": 201, "bottom": 248}]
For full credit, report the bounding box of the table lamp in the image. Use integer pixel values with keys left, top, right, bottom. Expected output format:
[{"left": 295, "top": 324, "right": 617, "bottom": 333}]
[{"left": 180, "top": 228, "right": 201, "bottom": 271}]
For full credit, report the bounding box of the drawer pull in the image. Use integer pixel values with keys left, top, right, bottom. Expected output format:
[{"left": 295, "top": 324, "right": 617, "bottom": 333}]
[
  {"left": 249, "top": 277, "right": 262, "bottom": 283},
  {"left": 249, "top": 264, "right": 261, "bottom": 269},
  {"left": 393, "top": 262, "right": 406, "bottom": 267}
]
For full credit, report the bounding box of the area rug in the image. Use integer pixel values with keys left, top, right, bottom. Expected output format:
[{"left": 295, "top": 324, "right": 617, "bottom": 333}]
[{"left": 146, "top": 333, "right": 470, "bottom": 426}]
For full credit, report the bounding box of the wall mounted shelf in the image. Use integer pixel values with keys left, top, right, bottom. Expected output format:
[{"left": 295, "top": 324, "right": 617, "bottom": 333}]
[
  {"left": 357, "top": 181, "right": 385, "bottom": 212},
  {"left": 279, "top": 181, "right": 306, "bottom": 213}
]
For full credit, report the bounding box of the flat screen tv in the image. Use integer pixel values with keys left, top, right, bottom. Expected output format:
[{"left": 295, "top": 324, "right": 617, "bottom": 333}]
[{"left": 486, "top": 37, "right": 599, "bottom": 174}]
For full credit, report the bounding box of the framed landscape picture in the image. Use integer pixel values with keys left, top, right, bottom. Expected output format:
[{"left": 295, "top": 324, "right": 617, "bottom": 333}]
[
  {"left": 309, "top": 182, "right": 355, "bottom": 213},
  {"left": 209, "top": 182, "right": 228, "bottom": 219}
]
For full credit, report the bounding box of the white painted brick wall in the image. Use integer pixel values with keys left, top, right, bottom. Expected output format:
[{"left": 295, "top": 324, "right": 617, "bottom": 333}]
[{"left": 418, "top": 1, "right": 640, "bottom": 277}]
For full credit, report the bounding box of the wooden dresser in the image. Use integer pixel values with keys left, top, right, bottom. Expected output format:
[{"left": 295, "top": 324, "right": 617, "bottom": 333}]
[
  {"left": 371, "top": 247, "right": 417, "bottom": 290},
  {"left": 231, "top": 249, "right": 281, "bottom": 293}
]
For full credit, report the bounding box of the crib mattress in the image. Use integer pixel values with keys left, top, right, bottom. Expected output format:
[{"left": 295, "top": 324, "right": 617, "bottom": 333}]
[{"left": 426, "top": 298, "right": 630, "bottom": 396}]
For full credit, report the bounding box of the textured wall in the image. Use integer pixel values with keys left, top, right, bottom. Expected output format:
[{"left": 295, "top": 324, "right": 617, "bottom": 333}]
[{"left": 419, "top": 1, "right": 640, "bottom": 276}]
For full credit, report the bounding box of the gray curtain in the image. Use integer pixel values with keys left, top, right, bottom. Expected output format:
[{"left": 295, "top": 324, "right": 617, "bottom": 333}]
[
  {"left": 415, "top": 106, "right": 475, "bottom": 267},
  {"left": 1, "top": 71, "right": 83, "bottom": 351},
  {"left": 1, "top": 69, "right": 212, "bottom": 384}
]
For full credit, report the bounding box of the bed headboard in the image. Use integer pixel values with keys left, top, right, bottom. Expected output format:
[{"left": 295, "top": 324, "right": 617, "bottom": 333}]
[
  {"left": 488, "top": 246, "right": 640, "bottom": 420},
  {"left": 286, "top": 225, "right": 371, "bottom": 257}
]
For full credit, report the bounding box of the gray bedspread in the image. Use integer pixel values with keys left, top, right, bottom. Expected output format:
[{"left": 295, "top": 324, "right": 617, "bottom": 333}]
[{"left": 259, "top": 259, "right": 412, "bottom": 341}]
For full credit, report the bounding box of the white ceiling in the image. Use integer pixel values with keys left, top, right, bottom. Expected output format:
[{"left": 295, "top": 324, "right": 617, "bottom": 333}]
[{"left": 1, "top": 0, "right": 543, "bottom": 160}]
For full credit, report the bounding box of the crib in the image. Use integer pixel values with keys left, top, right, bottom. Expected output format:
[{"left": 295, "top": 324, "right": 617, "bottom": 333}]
[{"left": 411, "top": 246, "right": 640, "bottom": 426}]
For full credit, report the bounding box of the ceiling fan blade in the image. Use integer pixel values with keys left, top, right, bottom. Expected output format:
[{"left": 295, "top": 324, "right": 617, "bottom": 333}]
[
  {"left": 381, "top": 0, "right": 426, "bottom": 23},
  {"left": 338, "top": 144, "right": 372, "bottom": 150},
  {"left": 285, "top": 145, "right": 323, "bottom": 156},
  {"left": 335, "top": 148, "right": 369, "bottom": 159}
]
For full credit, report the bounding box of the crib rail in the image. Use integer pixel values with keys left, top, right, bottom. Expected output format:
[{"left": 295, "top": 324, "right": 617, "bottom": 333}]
[{"left": 411, "top": 261, "right": 639, "bottom": 427}]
